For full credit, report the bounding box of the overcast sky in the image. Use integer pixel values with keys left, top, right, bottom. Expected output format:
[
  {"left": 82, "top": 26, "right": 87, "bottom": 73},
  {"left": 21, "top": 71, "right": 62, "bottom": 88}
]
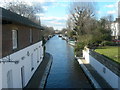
[{"left": 0, "top": 0, "right": 119, "bottom": 30}]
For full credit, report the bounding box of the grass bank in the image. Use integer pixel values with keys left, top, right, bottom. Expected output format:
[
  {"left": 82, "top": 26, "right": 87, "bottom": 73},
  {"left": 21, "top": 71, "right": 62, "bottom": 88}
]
[{"left": 95, "top": 46, "right": 120, "bottom": 64}]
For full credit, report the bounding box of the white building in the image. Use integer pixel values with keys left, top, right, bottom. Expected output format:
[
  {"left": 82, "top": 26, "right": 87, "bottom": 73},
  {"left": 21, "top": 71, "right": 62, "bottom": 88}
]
[
  {"left": 111, "top": 18, "right": 120, "bottom": 39},
  {"left": 0, "top": 42, "right": 44, "bottom": 89},
  {"left": 0, "top": 7, "right": 44, "bottom": 89}
]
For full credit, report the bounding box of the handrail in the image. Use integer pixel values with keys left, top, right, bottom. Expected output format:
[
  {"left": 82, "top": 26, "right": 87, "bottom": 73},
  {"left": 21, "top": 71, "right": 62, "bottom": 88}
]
[
  {"left": 0, "top": 60, "right": 19, "bottom": 64},
  {"left": 0, "top": 55, "right": 19, "bottom": 64}
]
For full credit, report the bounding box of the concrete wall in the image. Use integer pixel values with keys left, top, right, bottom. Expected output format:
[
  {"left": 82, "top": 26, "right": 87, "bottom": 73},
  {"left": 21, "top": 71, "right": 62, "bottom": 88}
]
[
  {"left": 83, "top": 48, "right": 120, "bottom": 89},
  {"left": 0, "top": 41, "right": 43, "bottom": 89},
  {"left": 0, "top": 12, "right": 2, "bottom": 58},
  {"left": 0, "top": 7, "right": 2, "bottom": 89},
  {"left": 0, "top": 64, "right": 2, "bottom": 89}
]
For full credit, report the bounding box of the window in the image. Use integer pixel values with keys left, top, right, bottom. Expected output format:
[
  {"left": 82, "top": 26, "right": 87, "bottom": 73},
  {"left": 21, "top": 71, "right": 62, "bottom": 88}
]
[
  {"left": 30, "top": 29, "right": 32, "bottom": 43},
  {"left": 12, "top": 30, "right": 18, "bottom": 49}
]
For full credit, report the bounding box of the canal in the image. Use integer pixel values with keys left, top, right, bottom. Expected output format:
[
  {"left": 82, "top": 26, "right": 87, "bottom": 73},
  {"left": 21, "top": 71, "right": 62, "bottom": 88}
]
[{"left": 45, "top": 35, "right": 93, "bottom": 88}]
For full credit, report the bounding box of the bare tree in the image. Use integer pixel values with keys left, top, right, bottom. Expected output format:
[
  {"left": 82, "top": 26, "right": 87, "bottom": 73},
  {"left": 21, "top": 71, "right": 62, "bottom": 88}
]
[
  {"left": 68, "top": 2, "right": 112, "bottom": 49},
  {"left": 3, "top": 0, "right": 43, "bottom": 24},
  {"left": 66, "top": 17, "right": 74, "bottom": 31},
  {"left": 69, "top": 2, "right": 96, "bottom": 36},
  {"left": 42, "top": 26, "right": 55, "bottom": 37}
]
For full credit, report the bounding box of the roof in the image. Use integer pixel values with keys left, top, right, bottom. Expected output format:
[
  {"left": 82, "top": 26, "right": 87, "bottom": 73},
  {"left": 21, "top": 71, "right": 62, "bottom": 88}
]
[
  {"left": 116, "top": 18, "right": 120, "bottom": 22},
  {"left": 0, "top": 7, "right": 44, "bottom": 30}
]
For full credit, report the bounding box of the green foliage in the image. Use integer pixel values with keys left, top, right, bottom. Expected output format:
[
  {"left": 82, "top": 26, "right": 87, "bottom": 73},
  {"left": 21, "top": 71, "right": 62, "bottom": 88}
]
[
  {"left": 75, "top": 42, "right": 85, "bottom": 50},
  {"left": 74, "top": 42, "right": 85, "bottom": 57},
  {"left": 87, "top": 41, "right": 100, "bottom": 49},
  {"left": 75, "top": 50, "right": 82, "bottom": 57},
  {"left": 68, "top": 4, "right": 113, "bottom": 56},
  {"left": 101, "top": 41, "right": 115, "bottom": 46},
  {"left": 99, "top": 29, "right": 112, "bottom": 41},
  {"left": 95, "top": 46, "right": 120, "bottom": 64},
  {"left": 67, "top": 30, "right": 77, "bottom": 38},
  {"left": 70, "top": 31, "right": 76, "bottom": 36}
]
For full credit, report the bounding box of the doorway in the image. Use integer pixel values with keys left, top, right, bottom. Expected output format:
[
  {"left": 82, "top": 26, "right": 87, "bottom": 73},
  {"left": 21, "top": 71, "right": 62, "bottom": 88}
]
[
  {"left": 7, "top": 70, "right": 13, "bottom": 88},
  {"left": 21, "top": 66, "right": 25, "bottom": 88}
]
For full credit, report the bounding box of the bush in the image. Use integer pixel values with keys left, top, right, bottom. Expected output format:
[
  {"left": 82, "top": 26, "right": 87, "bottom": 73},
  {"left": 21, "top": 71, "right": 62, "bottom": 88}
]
[
  {"left": 101, "top": 41, "right": 115, "bottom": 46},
  {"left": 74, "top": 50, "right": 83, "bottom": 57},
  {"left": 75, "top": 42, "right": 85, "bottom": 50},
  {"left": 87, "top": 40, "right": 101, "bottom": 49},
  {"left": 74, "top": 42, "right": 85, "bottom": 57}
]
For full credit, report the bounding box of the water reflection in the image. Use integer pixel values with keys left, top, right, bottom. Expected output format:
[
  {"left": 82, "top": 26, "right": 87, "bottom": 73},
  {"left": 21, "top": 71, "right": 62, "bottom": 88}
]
[{"left": 45, "top": 35, "right": 92, "bottom": 88}]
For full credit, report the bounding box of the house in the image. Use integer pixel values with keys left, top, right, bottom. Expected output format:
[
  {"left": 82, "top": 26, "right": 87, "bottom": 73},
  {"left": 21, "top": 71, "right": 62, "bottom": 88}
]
[
  {"left": 111, "top": 18, "right": 120, "bottom": 39},
  {"left": 0, "top": 7, "right": 44, "bottom": 89}
]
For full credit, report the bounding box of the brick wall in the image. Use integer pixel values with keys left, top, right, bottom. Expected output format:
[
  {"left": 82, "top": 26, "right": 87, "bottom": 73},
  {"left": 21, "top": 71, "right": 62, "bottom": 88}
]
[{"left": 2, "top": 23, "right": 43, "bottom": 57}]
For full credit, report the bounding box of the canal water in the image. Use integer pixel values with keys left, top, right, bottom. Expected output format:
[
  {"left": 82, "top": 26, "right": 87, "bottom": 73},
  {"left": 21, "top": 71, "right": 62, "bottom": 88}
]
[{"left": 45, "top": 35, "right": 92, "bottom": 88}]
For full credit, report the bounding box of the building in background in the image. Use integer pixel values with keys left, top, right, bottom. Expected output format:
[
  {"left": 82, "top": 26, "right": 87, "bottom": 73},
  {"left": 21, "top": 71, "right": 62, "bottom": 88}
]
[
  {"left": 111, "top": 18, "right": 120, "bottom": 39},
  {"left": 0, "top": 7, "right": 44, "bottom": 89}
]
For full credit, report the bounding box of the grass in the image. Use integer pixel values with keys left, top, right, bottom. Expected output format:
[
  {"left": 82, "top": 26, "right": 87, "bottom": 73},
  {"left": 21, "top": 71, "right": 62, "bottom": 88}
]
[{"left": 95, "top": 46, "right": 120, "bottom": 64}]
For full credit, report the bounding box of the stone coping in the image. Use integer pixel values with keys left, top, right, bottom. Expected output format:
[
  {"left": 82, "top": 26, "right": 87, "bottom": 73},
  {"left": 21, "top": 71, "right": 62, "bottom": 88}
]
[{"left": 89, "top": 50, "right": 120, "bottom": 77}]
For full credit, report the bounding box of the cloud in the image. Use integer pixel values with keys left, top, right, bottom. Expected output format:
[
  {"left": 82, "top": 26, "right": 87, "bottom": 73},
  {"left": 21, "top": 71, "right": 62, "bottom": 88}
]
[
  {"left": 96, "top": 11, "right": 101, "bottom": 14},
  {"left": 0, "top": 2, "right": 4, "bottom": 7},
  {"left": 36, "top": 13, "right": 45, "bottom": 17},
  {"left": 40, "top": 16, "right": 67, "bottom": 21},
  {"left": 41, "top": 20, "right": 66, "bottom": 30},
  {"left": 31, "top": 0, "right": 120, "bottom": 2},
  {"left": 40, "top": 16, "right": 67, "bottom": 30},
  {"left": 0, "top": 0, "right": 14, "bottom": 7},
  {"left": 50, "top": 2, "right": 69, "bottom": 8},
  {"left": 105, "top": 4, "right": 114, "bottom": 8},
  {"left": 107, "top": 10, "right": 116, "bottom": 14},
  {"left": 23, "top": 0, "right": 45, "bottom": 4},
  {"left": 42, "top": 6, "right": 49, "bottom": 11},
  {"left": 50, "top": 21, "right": 64, "bottom": 25},
  {"left": 34, "top": 0, "right": 45, "bottom": 3}
]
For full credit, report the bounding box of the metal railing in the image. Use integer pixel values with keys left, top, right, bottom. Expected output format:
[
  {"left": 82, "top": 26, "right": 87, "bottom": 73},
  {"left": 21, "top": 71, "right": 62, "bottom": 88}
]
[{"left": 0, "top": 55, "right": 19, "bottom": 64}]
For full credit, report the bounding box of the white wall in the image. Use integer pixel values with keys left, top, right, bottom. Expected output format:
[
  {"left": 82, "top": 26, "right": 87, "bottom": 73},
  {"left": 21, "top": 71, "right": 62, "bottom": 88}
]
[
  {"left": 83, "top": 49, "right": 90, "bottom": 63},
  {"left": 111, "top": 22, "right": 120, "bottom": 39},
  {"left": 83, "top": 49, "right": 120, "bottom": 89},
  {"left": 0, "top": 64, "right": 2, "bottom": 89},
  {"left": 0, "top": 41, "right": 44, "bottom": 89}
]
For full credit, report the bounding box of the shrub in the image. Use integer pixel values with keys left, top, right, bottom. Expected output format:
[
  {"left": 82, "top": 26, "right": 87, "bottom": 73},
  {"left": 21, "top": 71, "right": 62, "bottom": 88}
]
[
  {"left": 74, "top": 42, "right": 85, "bottom": 57},
  {"left": 87, "top": 40, "right": 101, "bottom": 49},
  {"left": 101, "top": 41, "right": 115, "bottom": 46},
  {"left": 75, "top": 42, "right": 85, "bottom": 50}
]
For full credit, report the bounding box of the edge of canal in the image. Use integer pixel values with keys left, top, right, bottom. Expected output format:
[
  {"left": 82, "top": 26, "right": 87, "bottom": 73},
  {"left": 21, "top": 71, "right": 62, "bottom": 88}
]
[
  {"left": 75, "top": 56, "right": 101, "bottom": 88},
  {"left": 39, "top": 53, "right": 53, "bottom": 89}
]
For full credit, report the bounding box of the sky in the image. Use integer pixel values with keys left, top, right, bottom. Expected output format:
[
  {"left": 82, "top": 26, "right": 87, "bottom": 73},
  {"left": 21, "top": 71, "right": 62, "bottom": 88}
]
[{"left": 0, "top": 0, "right": 119, "bottom": 30}]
